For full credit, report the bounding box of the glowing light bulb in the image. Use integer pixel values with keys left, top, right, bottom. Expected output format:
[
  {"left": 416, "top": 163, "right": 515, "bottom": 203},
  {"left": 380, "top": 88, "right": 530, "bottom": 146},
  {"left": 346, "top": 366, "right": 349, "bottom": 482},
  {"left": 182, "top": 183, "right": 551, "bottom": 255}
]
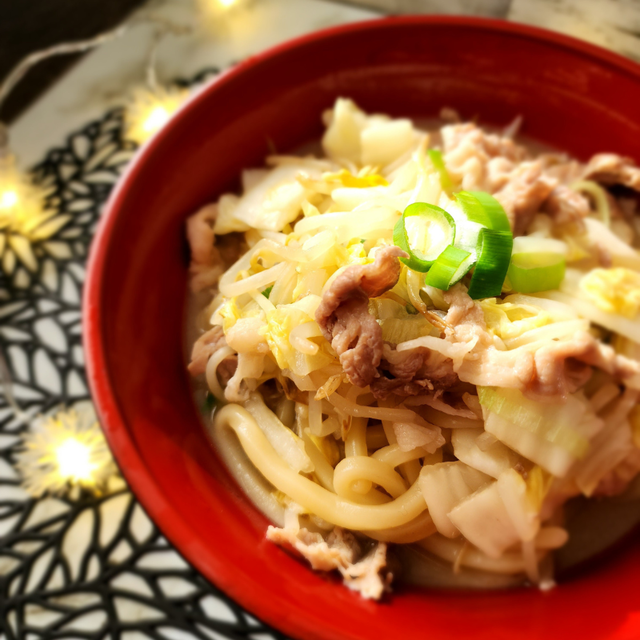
[
  {"left": 16, "top": 405, "right": 118, "bottom": 498},
  {"left": 218, "top": 0, "right": 238, "bottom": 6},
  {"left": 142, "top": 105, "right": 171, "bottom": 134},
  {"left": 56, "top": 437, "right": 95, "bottom": 482},
  {"left": 0, "top": 189, "right": 18, "bottom": 210},
  {"left": 125, "top": 87, "right": 188, "bottom": 145}
]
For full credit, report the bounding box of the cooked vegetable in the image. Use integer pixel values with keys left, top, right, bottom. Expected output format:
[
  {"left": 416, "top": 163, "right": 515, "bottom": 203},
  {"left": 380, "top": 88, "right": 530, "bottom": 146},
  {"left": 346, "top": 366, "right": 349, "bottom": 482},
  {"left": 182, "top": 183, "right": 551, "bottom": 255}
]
[
  {"left": 449, "top": 469, "right": 540, "bottom": 558},
  {"left": 467, "top": 229, "right": 513, "bottom": 299},
  {"left": 456, "top": 190, "right": 511, "bottom": 233},
  {"left": 418, "top": 461, "right": 491, "bottom": 537},
  {"left": 451, "top": 428, "right": 522, "bottom": 479},
  {"left": 428, "top": 149, "right": 454, "bottom": 193},
  {"left": 479, "top": 387, "right": 603, "bottom": 476},
  {"left": 393, "top": 202, "right": 456, "bottom": 272},
  {"left": 508, "top": 252, "right": 566, "bottom": 294},
  {"left": 580, "top": 268, "right": 640, "bottom": 318},
  {"left": 188, "top": 97, "right": 640, "bottom": 597},
  {"left": 423, "top": 245, "right": 473, "bottom": 290}
]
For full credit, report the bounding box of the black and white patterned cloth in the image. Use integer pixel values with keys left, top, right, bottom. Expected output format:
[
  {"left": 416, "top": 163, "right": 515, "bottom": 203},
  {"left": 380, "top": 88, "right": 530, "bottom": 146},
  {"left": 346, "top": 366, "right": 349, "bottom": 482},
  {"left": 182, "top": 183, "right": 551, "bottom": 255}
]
[{"left": 0, "top": 101, "right": 291, "bottom": 640}]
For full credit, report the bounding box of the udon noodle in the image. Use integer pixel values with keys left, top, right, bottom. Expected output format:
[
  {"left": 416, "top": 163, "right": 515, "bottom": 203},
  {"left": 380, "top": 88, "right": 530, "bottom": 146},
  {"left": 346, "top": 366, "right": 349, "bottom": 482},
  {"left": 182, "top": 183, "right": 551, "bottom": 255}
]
[{"left": 186, "top": 98, "right": 640, "bottom": 598}]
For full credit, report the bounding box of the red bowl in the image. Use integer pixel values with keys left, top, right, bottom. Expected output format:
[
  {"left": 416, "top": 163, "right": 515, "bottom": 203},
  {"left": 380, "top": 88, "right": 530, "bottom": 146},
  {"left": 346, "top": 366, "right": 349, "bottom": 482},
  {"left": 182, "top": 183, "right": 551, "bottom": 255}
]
[{"left": 85, "top": 16, "right": 640, "bottom": 640}]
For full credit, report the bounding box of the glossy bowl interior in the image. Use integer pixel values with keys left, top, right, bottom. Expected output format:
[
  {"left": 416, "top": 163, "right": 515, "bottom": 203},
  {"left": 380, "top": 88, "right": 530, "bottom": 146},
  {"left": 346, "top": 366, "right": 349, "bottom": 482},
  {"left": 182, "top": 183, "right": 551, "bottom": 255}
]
[{"left": 85, "top": 16, "right": 640, "bottom": 640}]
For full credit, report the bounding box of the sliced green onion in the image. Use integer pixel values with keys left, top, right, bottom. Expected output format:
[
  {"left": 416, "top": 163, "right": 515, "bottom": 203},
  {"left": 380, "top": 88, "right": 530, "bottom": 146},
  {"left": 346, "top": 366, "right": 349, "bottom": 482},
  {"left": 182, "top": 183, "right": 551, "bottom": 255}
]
[
  {"left": 202, "top": 392, "right": 218, "bottom": 414},
  {"left": 262, "top": 285, "right": 274, "bottom": 298},
  {"left": 424, "top": 245, "right": 473, "bottom": 290},
  {"left": 508, "top": 252, "right": 566, "bottom": 294},
  {"left": 428, "top": 149, "right": 454, "bottom": 193},
  {"left": 393, "top": 202, "right": 456, "bottom": 273},
  {"left": 456, "top": 191, "right": 511, "bottom": 233},
  {"left": 467, "top": 229, "right": 513, "bottom": 299}
]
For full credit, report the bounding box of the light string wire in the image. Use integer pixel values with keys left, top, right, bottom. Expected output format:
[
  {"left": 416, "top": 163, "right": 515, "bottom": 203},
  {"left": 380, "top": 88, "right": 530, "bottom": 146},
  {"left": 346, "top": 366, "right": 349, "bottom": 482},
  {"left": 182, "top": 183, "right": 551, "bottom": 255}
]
[{"left": 0, "top": 25, "right": 128, "bottom": 153}]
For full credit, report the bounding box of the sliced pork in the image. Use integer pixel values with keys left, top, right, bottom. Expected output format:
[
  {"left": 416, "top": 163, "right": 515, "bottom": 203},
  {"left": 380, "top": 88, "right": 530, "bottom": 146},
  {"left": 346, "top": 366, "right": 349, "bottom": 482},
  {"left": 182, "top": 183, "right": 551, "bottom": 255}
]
[
  {"left": 316, "top": 245, "right": 406, "bottom": 387},
  {"left": 188, "top": 325, "right": 227, "bottom": 376},
  {"left": 267, "top": 524, "right": 391, "bottom": 599},
  {"left": 583, "top": 154, "right": 640, "bottom": 191}
]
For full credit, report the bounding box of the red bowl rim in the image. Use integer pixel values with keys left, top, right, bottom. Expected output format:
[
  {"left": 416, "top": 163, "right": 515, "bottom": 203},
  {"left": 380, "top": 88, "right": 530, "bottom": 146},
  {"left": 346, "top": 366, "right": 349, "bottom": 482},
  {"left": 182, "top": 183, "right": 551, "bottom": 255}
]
[{"left": 84, "top": 14, "right": 640, "bottom": 640}]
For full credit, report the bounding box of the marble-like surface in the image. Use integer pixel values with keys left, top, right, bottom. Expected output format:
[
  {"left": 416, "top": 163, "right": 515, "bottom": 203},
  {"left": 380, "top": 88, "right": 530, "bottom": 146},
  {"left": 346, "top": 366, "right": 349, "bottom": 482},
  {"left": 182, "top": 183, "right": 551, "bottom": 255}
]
[
  {"left": 335, "top": 0, "right": 640, "bottom": 61},
  {"left": 334, "top": 0, "right": 511, "bottom": 17},
  {"left": 10, "top": 0, "right": 640, "bottom": 169},
  {"left": 10, "top": 0, "right": 378, "bottom": 168},
  {"left": 509, "top": 0, "right": 640, "bottom": 61}
]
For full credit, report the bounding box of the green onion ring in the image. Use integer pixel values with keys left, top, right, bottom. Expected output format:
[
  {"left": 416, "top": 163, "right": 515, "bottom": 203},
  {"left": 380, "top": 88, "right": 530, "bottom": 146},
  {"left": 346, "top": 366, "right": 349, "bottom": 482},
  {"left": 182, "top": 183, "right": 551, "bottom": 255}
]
[
  {"left": 467, "top": 228, "right": 513, "bottom": 299},
  {"left": 424, "top": 245, "right": 473, "bottom": 290},
  {"left": 393, "top": 202, "right": 456, "bottom": 273},
  {"left": 507, "top": 252, "right": 566, "bottom": 293}
]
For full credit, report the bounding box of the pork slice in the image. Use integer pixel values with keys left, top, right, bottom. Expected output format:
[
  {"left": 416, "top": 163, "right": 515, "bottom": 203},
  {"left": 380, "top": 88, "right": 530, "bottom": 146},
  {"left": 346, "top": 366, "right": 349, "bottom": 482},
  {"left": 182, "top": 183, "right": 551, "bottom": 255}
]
[
  {"left": 371, "top": 345, "right": 458, "bottom": 400},
  {"left": 493, "top": 161, "right": 558, "bottom": 236},
  {"left": 326, "top": 294, "right": 382, "bottom": 387},
  {"left": 358, "top": 246, "right": 408, "bottom": 297},
  {"left": 376, "top": 286, "right": 640, "bottom": 401},
  {"left": 583, "top": 154, "right": 640, "bottom": 191},
  {"left": 441, "top": 123, "right": 530, "bottom": 192},
  {"left": 186, "top": 204, "right": 226, "bottom": 292},
  {"left": 540, "top": 156, "right": 584, "bottom": 184},
  {"left": 486, "top": 157, "right": 516, "bottom": 192},
  {"left": 371, "top": 285, "right": 485, "bottom": 399},
  {"left": 443, "top": 284, "right": 486, "bottom": 330},
  {"left": 267, "top": 524, "right": 391, "bottom": 599},
  {"left": 442, "top": 123, "right": 528, "bottom": 163},
  {"left": 529, "top": 330, "right": 640, "bottom": 398},
  {"left": 188, "top": 325, "right": 227, "bottom": 376},
  {"left": 186, "top": 203, "right": 218, "bottom": 265},
  {"left": 267, "top": 524, "right": 359, "bottom": 572},
  {"left": 340, "top": 541, "right": 392, "bottom": 601},
  {"left": 316, "top": 245, "right": 406, "bottom": 387},
  {"left": 542, "top": 185, "right": 590, "bottom": 226}
]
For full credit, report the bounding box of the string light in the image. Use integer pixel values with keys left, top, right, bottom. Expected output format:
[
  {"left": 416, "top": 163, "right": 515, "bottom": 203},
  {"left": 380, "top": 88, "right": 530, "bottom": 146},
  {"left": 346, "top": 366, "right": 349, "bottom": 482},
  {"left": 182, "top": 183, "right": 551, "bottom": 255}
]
[
  {"left": 0, "top": 28, "right": 127, "bottom": 276},
  {"left": 124, "top": 85, "right": 188, "bottom": 145},
  {"left": 15, "top": 404, "right": 120, "bottom": 499},
  {"left": 0, "top": 151, "right": 68, "bottom": 273},
  {"left": 199, "top": 0, "right": 242, "bottom": 14},
  {"left": 122, "top": 21, "right": 191, "bottom": 145}
]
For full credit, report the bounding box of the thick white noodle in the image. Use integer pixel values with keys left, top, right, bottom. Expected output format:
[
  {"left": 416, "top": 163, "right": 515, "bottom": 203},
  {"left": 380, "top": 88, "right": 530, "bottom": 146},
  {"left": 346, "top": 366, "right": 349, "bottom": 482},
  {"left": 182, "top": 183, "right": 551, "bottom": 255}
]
[
  {"left": 214, "top": 404, "right": 428, "bottom": 531},
  {"left": 333, "top": 456, "right": 408, "bottom": 501},
  {"left": 205, "top": 406, "right": 285, "bottom": 527}
]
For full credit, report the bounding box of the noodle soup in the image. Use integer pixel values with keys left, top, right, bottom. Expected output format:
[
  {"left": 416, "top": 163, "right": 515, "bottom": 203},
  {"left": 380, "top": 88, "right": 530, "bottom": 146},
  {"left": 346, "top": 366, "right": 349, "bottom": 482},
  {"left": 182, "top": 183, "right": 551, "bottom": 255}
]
[{"left": 186, "top": 98, "right": 640, "bottom": 598}]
